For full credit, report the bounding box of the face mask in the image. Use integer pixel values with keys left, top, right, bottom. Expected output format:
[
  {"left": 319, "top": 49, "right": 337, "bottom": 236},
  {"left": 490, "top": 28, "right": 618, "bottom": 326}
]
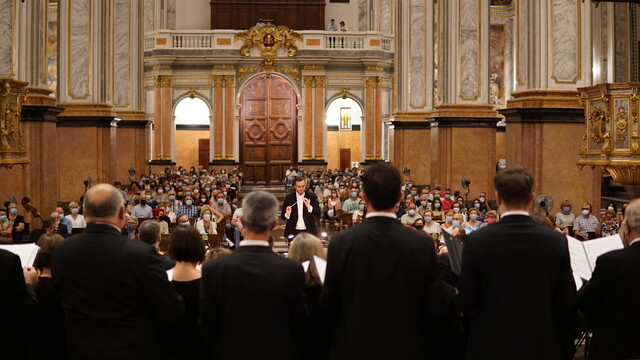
[
  {"left": 479, "top": 197, "right": 486, "bottom": 203},
  {"left": 226, "top": 184, "right": 231, "bottom": 188},
  {"left": 453, "top": 207, "right": 460, "bottom": 213},
  {"left": 205, "top": 187, "right": 211, "bottom": 192},
  {"left": 10, "top": 208, "right": 18, "bottom": 215},
  {"left": 474, "top": 203, "right": 480, "bottom": 209},
  {"left": 185, "top": 192, "right": 191, "bottom": 196},
  {"left": 413, "top": 196, "right": 420, "bottom": 201},
  {"left": 420, "top": 201, "right": 427, "bottom": 207},
  {"left": 0, "top": 215, "right": 7, "bottom": 221},
  {"left": 434, "top": 203, "right": 440, "bottom": 208},
  {"left": 127, "top": 224, "right": 136, "bottom": 231},
  {"left": 138, "top": 182, "right": 144, "bottom": 187},
  {"left": 411, "top": 190, "right": 417, "bottom": 196},
  {"left": 217, "top": 198, "right": 224, "bottom": 204},
  {"left": 212, "top": 185, "right": 217, "bottom": 189},
  {"left": 158, "top": 189, "right": 164, "bottom": 194},
  {"left": 71, "top": 208, "right": 79, "bottom": 214},
  {"left": 582, "top": 210, "right": 590, "bottom": 216},
  {"left": 182, "top": 221, "right": 191, "bottom": 226},
  {"left": 415, "top": 225, "right": 424, "bottom": 230},
  {"left": 186, "top": 200, "right": 193, "bottom": 206},
  {"left": 328, "top": 185, "right": 333, "bottom": 189},
  {"left": 351, "top": 192, "right": 358, "bottom": 198},
  {"left": 140, "top": 200, "right": 147, "bottom": 206},
  {"left": 487, "top": 218, "right": 495, "bottom": 224},
  {"left": 445, "top": 194, "right": 451, "bottom": 200},
  {"left": 446, "top": 216, "right": 453, "bottom": 223},
  {"left": 358, "top": 204, "right": 365, "bottom": 210},
  {"left": 433, "top": 193, "right": 440, "bottom": 198},
  {"left": 408, "top": 209, "right": 416, "bottom": 216},
  {"left": 223, "top": 192, "right": 227, "bottom": 196},
  {"left": 562, "top": 206, "right": 570, "bottom": 212},
  {"left": 452, "top": 220, "right": 461, "bottom": 228},
  {"left": 201, "top": 198, "right": 207, "bottom": 202},
  {"left": 607, "top": 206, "right": 614, "bottom": 211},
  {"left": 169, "top": 195, "right": 176, "bottom": 201},
  {"left": 470, "top": 214, "right": 478, "bottom": 221},
  {"left": 146, "top": 196, "right": 152, "bottom": 200},
  {"left": 424, "top": 217, "right": 432, "bottom": 222},
  {"left": 203, "top": 214, "right": 211, "bottom": 221},
  {"left": 59, "top": 213, "right": 64, "bottom": 219}
]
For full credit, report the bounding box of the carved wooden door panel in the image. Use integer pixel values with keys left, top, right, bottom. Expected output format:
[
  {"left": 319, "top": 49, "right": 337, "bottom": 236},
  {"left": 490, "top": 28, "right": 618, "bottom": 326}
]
[{"left": 240, "top": 75, "right": 297, "bottom": 185}]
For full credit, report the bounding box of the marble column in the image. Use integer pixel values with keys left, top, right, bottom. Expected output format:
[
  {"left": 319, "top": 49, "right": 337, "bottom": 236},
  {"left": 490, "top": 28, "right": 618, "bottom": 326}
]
[
  {"left": 364, "top": 76, "right": 376, "bottom": 162},
  {"left": 224, "top": 75, "right": 235, "bottom": 162},
  {"left": 150, "top": 74, "right": 173, "bottom": 165},
  {"left": 301, "top": 76, "right": 313, "bottom": 162},
  {"left": 502, "top": 0, "right": 599, "bottom": 209},
  {"left": 212, "top": 75, "right": 224, "bottom": 161},
  {"left": 313, "top": 76, "right": 325, "bottom": 161}
]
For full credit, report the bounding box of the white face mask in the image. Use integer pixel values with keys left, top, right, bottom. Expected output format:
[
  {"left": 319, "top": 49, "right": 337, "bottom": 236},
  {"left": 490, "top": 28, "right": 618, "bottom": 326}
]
[
  {"left": 408, "top": 209, "right": 416, "bottom": 216},
  {"left": 582, "top": 209, "right": 590, "bottom": 216}
]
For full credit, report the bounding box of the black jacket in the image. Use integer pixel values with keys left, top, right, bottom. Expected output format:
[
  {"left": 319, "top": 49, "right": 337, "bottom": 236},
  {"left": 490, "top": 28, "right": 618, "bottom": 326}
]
[
  {"left": 280, "top": 190, "right": 320, "bottom": 237},
  {"left": 52, "top": 222, "right": 184, "bottom": 360}
]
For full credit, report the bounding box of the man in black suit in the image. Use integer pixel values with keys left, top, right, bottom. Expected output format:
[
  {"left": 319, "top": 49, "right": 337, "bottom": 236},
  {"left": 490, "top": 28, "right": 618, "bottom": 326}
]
[
  {"left": 0, "top": 250, "right": 39, "bottom": 359},
  {"left": 281, "top": 177, "right": 320, "bottom": 238},
  {"left": 458, "top": 167, "right": 576, "bottom": 360},
  {"left": 52, "top": 184, "right": 184, "bottom": 360},
  {"left": 577, "top": 198, "right": 640, "bottom": 360},
  {"left": 200, "top": 190, "right": 308, "bottom": 359},
  {"left": 320, "top": 163, "right": 443, "bottom": 359},
  {"left": 138, "top": 219, "right": 176, "bottom": 271}
]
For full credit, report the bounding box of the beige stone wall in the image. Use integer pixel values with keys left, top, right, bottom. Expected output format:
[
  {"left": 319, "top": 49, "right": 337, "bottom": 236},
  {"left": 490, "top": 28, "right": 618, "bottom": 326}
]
[
  {"left": 175, "top": 130, "right": 209, "bottom": 169},
  {"left": 326, "top": 130, "right": 361, "bottom": 170}
]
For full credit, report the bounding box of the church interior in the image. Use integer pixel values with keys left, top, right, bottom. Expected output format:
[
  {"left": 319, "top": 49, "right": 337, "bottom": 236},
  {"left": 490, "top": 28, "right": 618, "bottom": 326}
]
[{"left": 1, "top": 0, "right": 640, "bottom": 224}]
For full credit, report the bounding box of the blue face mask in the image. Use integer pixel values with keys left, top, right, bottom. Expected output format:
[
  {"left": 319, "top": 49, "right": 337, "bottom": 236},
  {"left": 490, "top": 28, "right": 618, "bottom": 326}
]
[
  {"left": 71, "top": 208, "right": 79, "bottom": 214},
  {"left": 351, "top": 192, "right": 358, "bottom": 198},
  {"left": 446, "top": 216, "right": 453, "bottom": 223},
  {"left": 205, "top": 187, "right": 211, "bottom": 192},
  {"left": 217, "top": 198, "right": 224, "bottom": 204},
  {"left": 420, "top": 201, "right": 427, "bottom": 207},
  {"left": 562, "top": 206, "right": 570, "bottom": 212},
  {"left": 182, "top": 221, "right": 190, "bottom": 226},
  {"left": 186, "top": 200, "right": 193, "bottom": 206},
  {"left": 411, "top": 190, "right": 417, "bottom": 195},
  {"left": 445, "top": 194, "right": 451, "bottom": 199},
  {"left": 452, "top": 220, "right": 461, "bottom": 227},
  {"left": 0, "top": 215, "right": 7, "bottom": 221},
  {"left": 127, "top": 224, "right": 136, "bottom": 231},
  {"left": 328, "top": 185, "right": 333, "bottom": 189},
  {"left": 203, "top": 214, "right": 211, "bottom": 221},
  {"left": 185, "top": 192, "right": 191, "bottom": 196},
  {"left": 474, "top": 203, "right": 480, "bottom": 209},
  {"left": 10, "top": 208, "right": 18, "bottom": 215},
  {"left": 358, "top": 204, "right": 365, "bottom": 210},
  {"left": 470, "top": 214, "right": 478, "bottom": 221},
  {"left": 434, "top": 203, "right": 440, "bottom": 208},
  {"left": 169, "top": 195, "right": 176, "bottom": 201},
  {"left": 424, "top": 217, "right": 432, "bottom": 222},
  {"left": 165, "top": 187, "right": 171, "bottom": 191}
]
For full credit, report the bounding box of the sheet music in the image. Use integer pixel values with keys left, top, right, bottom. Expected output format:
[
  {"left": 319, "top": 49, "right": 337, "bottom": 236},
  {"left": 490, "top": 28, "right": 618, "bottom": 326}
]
[
  {"left": 583, "top": 234, "right": 623, "bottom": 270},
  {"left": 442, "top": 230, "right": 463, "bottom": 275},
  {"left": 0, "top": 243, "right": 40, "bottom": 267},
  {"left": 566, "top": 236, "right": 593, "bottom": 281},
  {"left": 301, "top": 260, "right": 310, "bottom": 272},
  {"left": 313, "top": 255, "right": 327, "bottom": 284}
]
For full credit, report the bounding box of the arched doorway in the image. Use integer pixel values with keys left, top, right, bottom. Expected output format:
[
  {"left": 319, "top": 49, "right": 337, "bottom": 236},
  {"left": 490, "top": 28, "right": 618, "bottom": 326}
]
[
  {"left": 173, "top": 96, "right": 212, "bottom": 169},
  {"left": 325, "top": 97, "right": 363, "bottom": 171},
  {"left": 240, "top": 75, "right": 297, "bottom": 185}
]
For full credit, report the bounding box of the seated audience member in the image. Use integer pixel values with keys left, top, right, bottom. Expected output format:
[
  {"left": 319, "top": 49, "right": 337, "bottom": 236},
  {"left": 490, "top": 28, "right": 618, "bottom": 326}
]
[
  {"left": 131, "top": 196, "right": 153, "bottom": 219},
  {"left": 0, "top": 248, "right": 39, "bottom": 359},
  {"left": 596, "top": 209, "right": 619, "bottom": 237},
  {"left": 204, "top": 247, "right": 232, "bottom": 263},
  {"left": 139, "top": 220, "right": 175, "bottom": 270},
  {"left": 122, "top": 215, "right": 139, "bottom": 239},
  {"left": 417, "top": 194, "right": 430, "bottom": 216},
  {"left": 55, "top": 207, "right": 73, "bottom": 235},
  {"left": 401, "top": 202, "right": 423, "bottom": 226},
  {"left": 178, "top": 195, "right": 199, "bottom": 219},
  {"left": 50, "top": 212, "right": 69, "bottom": 237},
  {"left": 7, "top": 202, "right": 26, "bottom": 240},
  {"left": 577, "top": 198, "right": 640, "bottom": 360},
  {"left": 530, "top": 211, "right": 555, "bottom": 229},
  {"left": 195, "top": 206, "right": 223, "bottom": 235},
  {"left": 342, "top": 188, "right": 361, "bottom": 214},
  {"left": 441, "top": 188, "right": 454, "bottom": 211},
  {"left": 230, "top": 207, "right": 244, "bottom": 247},
  {"left": 143, "top": 192, "right": 158, "bottom": 209},
  {"left": 441, "top": 210, "right": 455, "bottom": 233},
  {"left": 324, "top": 190, "right": 341, "bottom": 222},
  {"left": 395, "top": 202, "right": 406, "bottom": 219},
  {"left": 66, "top": 202, "right": 86, "bottom": 229},
  {"left": 352, "top": 200, "right": 366, "bottom": 225},
  {"left": 479, "top": 210, "right": 499, "bottom": 228},
  {"left": 463, "top": 208, "right": 482, "bottom": 233},
  {"left": 431, "top": 197, "right": 444, "bottom": 222},
  {"left": 555, "top": 200, "right": 575, "bottom": 234},
  {"left": 605, "top": 202, "right": 618, "bottom": 215},
  {"left": 152, "top": 208, "right": 170, "bottom": 234},
  {"left": 155, "top": 186, "right": 168, "bottom": 205},
  {"left": 200, "top": 191, "right": 308, "bottom": 359},
  {"left": 164, "top": 226, "right": 206, "bottom": 358},
  {"left": 177, "top": 213, "right": 191, "bottom": 226},
  {"left": 477, "top": 191, "right": 492, "bottom": 212},
  {"left": 0, "top": 209, "right": 13, "bottom": 243},
  {"left": 451, "top": 201, "right": 467, "bottom": 221},
  {"left": 29, "top": 218, "right": 58, "bottom": 244},
  {"left": 422, "top": 210, "right": 442, "bottom": 241},
  {"left": 573, "top": 202, "right": 599, "bottom": 240},
  {"left": 33, "top": 233, "right": 65, "bottom": 360}
]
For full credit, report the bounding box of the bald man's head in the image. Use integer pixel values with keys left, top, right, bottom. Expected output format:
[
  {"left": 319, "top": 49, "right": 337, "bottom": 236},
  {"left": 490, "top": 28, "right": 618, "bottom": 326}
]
[{"left": 84, "top": 184, "right": 124, "bottom": 220}]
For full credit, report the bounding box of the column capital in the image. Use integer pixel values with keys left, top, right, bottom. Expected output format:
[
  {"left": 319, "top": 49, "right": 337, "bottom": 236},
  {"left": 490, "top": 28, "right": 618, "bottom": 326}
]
[
  {"left": 152, "top": 75, "right": 172, "bottom": 87},
  {"left": 303, "top": 76, "right": 314, "bottom": 87},
  {"left": 213, "top": 75, "right": 224, "bottom": 87},
  {"left": 223, "top": 75, "right": 235, "bottom": 87}
]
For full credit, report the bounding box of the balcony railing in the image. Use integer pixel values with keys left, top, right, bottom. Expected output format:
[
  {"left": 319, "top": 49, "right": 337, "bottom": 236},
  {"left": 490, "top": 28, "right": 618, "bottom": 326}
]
[{"left": 144, "top": 29, "right": 394, "bottom": 54}]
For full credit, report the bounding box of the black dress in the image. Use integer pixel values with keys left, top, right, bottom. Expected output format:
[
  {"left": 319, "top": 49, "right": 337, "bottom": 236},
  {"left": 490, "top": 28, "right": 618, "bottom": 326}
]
[
  {"left": 34, "top": 276, "right": 66, "bottom": 360},
  {"left": 164, "top": 279, "right": 204, "bottom": 358}
]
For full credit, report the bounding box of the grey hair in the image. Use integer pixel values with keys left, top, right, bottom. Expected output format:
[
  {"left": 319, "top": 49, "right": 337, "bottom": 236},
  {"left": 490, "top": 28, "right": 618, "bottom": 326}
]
[
  {"left": 139, "top": 220, "right": 160, "bottom": 245},
  {"left": 84, "top": 184, "right": 124, "bottom": 218},
  {"left": 128, "top": 215, "right": 139, "bottom": 225},
  {"left": 625, "top": 199, "right": 640, "bottom": 234},
  {"left": 242, "top": 190, "right": 278, "bottom": 234}
]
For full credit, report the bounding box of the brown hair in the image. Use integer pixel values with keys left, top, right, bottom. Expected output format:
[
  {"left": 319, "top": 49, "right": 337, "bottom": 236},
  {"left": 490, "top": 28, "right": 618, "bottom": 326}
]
[
  {"left": 169, "top": 226, "right": 205, "bottom": 263},
  {"left": 34, "top": 233, "right": 64, "bottom": 271},
  {"left": 493, "top": 167, "right": 534, "bottom": 208},
  {"left": 289, "top": 233, "right": 326, "bottom": 287}
]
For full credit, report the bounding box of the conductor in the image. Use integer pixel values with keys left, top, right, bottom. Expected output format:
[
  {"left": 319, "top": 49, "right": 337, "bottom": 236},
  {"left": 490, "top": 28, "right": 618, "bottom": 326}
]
[{"left": 281, "top": 177, "right": 320, "bottom": 238}]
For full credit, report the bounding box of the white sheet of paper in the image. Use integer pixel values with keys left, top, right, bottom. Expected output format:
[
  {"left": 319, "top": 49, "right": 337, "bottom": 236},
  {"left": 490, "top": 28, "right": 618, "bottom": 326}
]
[
  {"left": 566, "top": 236, "right": 593, "bottom": 281},
  {"left": 583, "top": 234, "right": 623, "bottom": 268},
  {"left": 573, "top": 273, "right": 583, "bottom": 289},
  {"left": 166, "top": 269, "right": 173, "bottom": 281},
  {"left": 0, "top": 243, "right": 40, "bottom": 267},
  {"left": 301, "top": 260, "right": 310, "bottom": 272},
  {"left": 313, "top": 255, "right": 327, "bottom": 284}
]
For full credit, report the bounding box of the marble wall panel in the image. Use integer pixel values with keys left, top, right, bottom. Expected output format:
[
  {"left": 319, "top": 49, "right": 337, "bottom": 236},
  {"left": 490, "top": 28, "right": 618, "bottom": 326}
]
[
  {"left": 0, "top": 0, "right": 14, "bottom": 77},
  {"left": 517, "top": 0, "right": 528, "bottom": 85},
  {"left": 409, "top": 0, "right": 426, "bottom": 108},
  {"left": 380, "top": 0, "right": 392, "bottom": 34},
  {"left": 69, "top": 0, "right": 90, "bottom": 99},
  {"left": 167, "top": 0, "right": 176, "bottom": 29},
  {"left": 459, "top": 0, "right": 479, "bottom": 99},
  {"left": 614, "top": 3, "right": 628, "bottom": 82},
  {"left": 551, "top": 0, "right": 579, "bottom": 83},
  {"left": 114, "top": 0, "right": 130, "bottom": 107},
  {"left": 601, "top": 5, "right": 608, "bottom": 82},
  {"left": 144, "top": 0, "right": 154, "bottom": 33},
  {"left": 359, "top": 0, "right": 367, "bottom": 31}
]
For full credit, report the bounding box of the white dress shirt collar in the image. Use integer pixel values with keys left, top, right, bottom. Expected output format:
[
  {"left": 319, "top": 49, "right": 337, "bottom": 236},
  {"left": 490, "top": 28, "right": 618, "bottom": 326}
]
[
  {"left": 501, "top": 211, "right": 529, "bottom": 217},
  {"left": 365, "top": 211, "right": 398, "bottom": 219},
  {"left": 239, "top": 240, "right": 269, "bottom": 247},
  {"left": 629, "top": 237, "right": 640, "bottom": 247}
]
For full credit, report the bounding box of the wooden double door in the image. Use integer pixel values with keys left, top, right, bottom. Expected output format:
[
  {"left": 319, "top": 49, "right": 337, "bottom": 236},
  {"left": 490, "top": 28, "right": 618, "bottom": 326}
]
[{"left": 240, "top": 75, "right": 297, "bottom": 185}]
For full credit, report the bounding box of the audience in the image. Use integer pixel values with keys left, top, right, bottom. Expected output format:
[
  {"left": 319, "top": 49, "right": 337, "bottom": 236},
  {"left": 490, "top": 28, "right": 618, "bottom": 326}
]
[
  {"left": 7, "top": 202, "right": 26, "bottom": 240},
  {"left": 65, "top": 201, "right": 86, "bottom": 229},
  {"left": 574, "top": 202, "right": 599, "bottom": 240},
  {"left": 139, "top": 220, "right": 175, "bottom": 270},
  {"left": 195, "top": 205, "right": 223, "bottom": 235},
  {"left": 0, "top": 208, "right": 11, "bottom": 243}
]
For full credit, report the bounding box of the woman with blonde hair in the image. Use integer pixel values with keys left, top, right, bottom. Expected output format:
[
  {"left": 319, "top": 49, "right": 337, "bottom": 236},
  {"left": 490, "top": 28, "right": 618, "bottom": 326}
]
[
  {"left": 194, "top": 205, "right": 224, "bottom": 235},
  {"left": 65, "top": 201, "right": 86, "bottom": 229}
]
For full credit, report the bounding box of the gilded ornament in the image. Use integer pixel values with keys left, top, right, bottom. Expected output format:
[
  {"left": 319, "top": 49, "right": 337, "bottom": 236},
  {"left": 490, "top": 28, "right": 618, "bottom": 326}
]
[
  {"left": 213, "top": 76, "right": 224, "bottom": 87},
  {"left": 213, "top": 65, "right": 235, "bottom": 70},
  {"left": 366, "top": 66, "right": 383, "bottom": 71},
  {"left": 314, "top": 76, "right": 325, "bottom": 88},
  {"left": 187, "top": 89, "right": 198, "bottom": 99},
  {"left": 234, "top": 23, "right": 302, "bottom": 73},
  {"left": 365, "top": 76, "right": 377, "bottom": 88},
  {"left": 152, "top": 65, "right": 171, "bottom": 70},
  {"left": 223, "top": 75, "right": 235, "bottom": 87},
  {"left": 616, "top": 105, "right": 628, "bottom": 143},
  {"left": 589, "top": 108, "right": 607, "bottom": 144},
  {"left": 303, "top": 76, "right": 314, "bottom": 87},
  {"left": 279, "top": 67, "right": 300, "bottom": 84},
  {"left": 0, "top": 78, "right": 30, "bottom": 169},
  {"left": 303, "top": 65, "right": 325, "bottom": 70},
  {"left": 238, "top": 68, "right": 260, "bottom": 83}
]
